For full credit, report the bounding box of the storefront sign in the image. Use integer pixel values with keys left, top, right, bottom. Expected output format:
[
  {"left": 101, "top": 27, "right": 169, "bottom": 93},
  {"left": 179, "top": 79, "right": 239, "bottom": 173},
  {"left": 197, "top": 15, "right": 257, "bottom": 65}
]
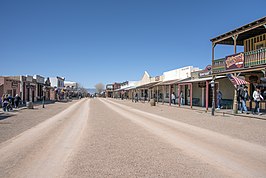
[
  {"left": 12, "top": 81, "right": 19, "bottom": 87},
  {"left": 198, "top": 65, "right": 212, "bottom": 77},
  {"left": 225, "top": 53, "right": 244, "bottom": 70},
  {"left": 26, "top": 75, "right": 33, "bottom": 82},
  {"left": 155, "top": 76, "right": 160, "bottom": 81},
  {"left": 35, "top": 75, "right": 45, "bottom": 84},
  {"left": 199, "top": 71, "right": 211, "bottom": 77}
]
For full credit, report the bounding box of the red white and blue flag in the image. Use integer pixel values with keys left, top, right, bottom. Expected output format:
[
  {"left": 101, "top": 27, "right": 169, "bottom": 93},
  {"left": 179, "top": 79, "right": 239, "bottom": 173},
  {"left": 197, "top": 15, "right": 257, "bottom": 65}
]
[{"left": 226, "top": 74, "right": 249, "bottom": 86}]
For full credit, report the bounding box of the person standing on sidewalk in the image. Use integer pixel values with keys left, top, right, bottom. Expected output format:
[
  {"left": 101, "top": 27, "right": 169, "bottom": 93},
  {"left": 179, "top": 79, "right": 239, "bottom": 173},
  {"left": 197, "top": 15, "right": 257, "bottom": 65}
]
[
  {"left": 179, "top": 91, "right": 184, "bottom": 105},
  {"left": 253, "top": 86, "right": 264, "bottom": 115},
  {"left": 217, "top": 90, "right": 223, "bottom": 110},
  {"left": 171, "top": 92, "right": 176, "bottom": 104},
  {"left": 239, "top": 86, "right": 250, "bottom": 114},
  {"left": 2, "top": 94, "right": 9, "bottom": 112},
  {"left": 14, "top": 94, "right": 21, "bottom": 108}
]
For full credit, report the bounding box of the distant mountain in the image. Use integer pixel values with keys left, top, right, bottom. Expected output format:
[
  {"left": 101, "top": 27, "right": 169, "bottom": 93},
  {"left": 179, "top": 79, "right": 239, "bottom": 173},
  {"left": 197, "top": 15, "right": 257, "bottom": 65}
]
[{"left": 87, "top": 88, "right": 97, "bottom": 94}]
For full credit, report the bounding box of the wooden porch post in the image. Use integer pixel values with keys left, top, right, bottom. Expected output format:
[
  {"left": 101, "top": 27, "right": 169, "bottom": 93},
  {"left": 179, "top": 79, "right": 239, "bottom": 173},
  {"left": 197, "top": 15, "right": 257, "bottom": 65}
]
[
  {"left": 157, "top": 86, "right": 159, "bottom": 104},
  {"left": 206, "top": 81, "right": 209, "bottom": 111},
  {"left": 169, "top": 85, "right": 172, "bottom": 106},
  {"left": 233, "top": 35, "right": 239, "bottom": 114},
  {"left": 163, "top": 85, "right": 165, "bottom": 105},
  {"left": 190, "top": 83, "right": 193, "bottom": 108},
  {"left": 178, "top": 85, "right": 181, "bottom": 107}
]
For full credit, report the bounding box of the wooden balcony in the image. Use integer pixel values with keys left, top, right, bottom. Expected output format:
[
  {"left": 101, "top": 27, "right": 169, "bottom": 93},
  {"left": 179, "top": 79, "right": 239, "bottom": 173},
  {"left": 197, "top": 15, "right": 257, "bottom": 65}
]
[
  {"left": 212, "top": 58, "right": 226, "bottom": 73},
  {"left": 213, "top": 48, "right": 266, "bottom": 74},
  {"left": 244, "top": 48, "right": 266, "bottom": 67}
]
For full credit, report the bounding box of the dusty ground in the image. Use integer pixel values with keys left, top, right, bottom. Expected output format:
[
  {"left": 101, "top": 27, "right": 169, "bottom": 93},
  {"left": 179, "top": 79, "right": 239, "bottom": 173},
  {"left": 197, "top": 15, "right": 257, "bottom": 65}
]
[
  {"left": 0, "top": 100, "right": 79, "bottom": 143},
  {"left": 111, "top": 98, "right": 266, "bottom": 147},
  {"left": 0, "top": 98, "right": 265, "bottom": 178}
]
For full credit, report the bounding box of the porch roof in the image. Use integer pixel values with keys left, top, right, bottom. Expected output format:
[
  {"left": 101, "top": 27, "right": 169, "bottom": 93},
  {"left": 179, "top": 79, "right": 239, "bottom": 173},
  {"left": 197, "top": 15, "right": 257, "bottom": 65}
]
[
  {"left": 136, "top": 81, "right": 159, "bottom": 89},
  {"left": 177, "top": 76, "right": 226, "bottom": 84},
  {"left": 154, "top": 79, "right": 180, "bottom": 86},
  {"left": 210, "top": 16, "right": 266, "bottom": 45}
]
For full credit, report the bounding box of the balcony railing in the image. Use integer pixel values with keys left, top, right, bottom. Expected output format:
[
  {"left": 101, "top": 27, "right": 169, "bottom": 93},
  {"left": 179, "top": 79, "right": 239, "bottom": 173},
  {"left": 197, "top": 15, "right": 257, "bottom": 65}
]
[
  {"left": 212, "top": 58, "right": 226, "bottom": 73},
  {"left": 213, "top": 48, "right": 266, "bottom": 74},
  {"left": 244, "top": 48, "right": 266, "bottom": 67}
]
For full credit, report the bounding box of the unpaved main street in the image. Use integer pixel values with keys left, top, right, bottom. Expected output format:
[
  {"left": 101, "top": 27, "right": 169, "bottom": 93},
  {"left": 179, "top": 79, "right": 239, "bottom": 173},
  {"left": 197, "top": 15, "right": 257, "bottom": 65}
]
[{"left": 0, "top": 98, "right": 266, "bottom": 178}]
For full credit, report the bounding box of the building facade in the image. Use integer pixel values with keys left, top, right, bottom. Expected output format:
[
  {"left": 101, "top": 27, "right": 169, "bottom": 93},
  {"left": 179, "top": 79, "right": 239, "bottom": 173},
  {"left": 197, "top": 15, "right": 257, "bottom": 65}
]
[
  {"left": 0, "top": 76, "right": 20, "bottom": 98},
  {"left": 211, "top": 16, "right": 266, "bottom": 113}
]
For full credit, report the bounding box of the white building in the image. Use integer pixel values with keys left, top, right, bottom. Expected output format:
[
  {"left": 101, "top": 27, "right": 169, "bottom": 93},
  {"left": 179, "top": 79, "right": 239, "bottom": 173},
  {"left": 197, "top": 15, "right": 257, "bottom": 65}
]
[
  {"left": 50, "top": 77, "right": 65, "bottom": 89},
  {"left": 163, "top": 66, "right": 200, "bottom": 81},
  {"left": 64, "top": 81, "right": 78, "bottom": 89}
]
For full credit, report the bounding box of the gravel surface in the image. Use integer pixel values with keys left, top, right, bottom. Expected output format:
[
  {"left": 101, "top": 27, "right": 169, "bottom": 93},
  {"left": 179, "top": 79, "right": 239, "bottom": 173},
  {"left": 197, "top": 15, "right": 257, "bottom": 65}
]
[
  {"left": 63, "top": 98, "right": 231, "bottom": 178},
  {"left": 1, "top": 98, "right": 265, "bottom": 177},
  {"left": 0, "top": 99, "right": 88, "bottom": 178},
  {"left": 0, "top": 100, "right": 79, "bottom": 143},
  {"left": 110, "top": 98, "right": 266, "bottom": 147}
]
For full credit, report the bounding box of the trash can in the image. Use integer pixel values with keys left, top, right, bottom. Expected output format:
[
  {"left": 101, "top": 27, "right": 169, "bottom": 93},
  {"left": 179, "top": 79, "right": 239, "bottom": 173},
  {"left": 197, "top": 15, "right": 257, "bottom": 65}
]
[
  {"left": 150, "top": 99, "right": 156, "bottom": 106},
  {"left": 26, "top": 102, "right": 34, "bottom": 109}
]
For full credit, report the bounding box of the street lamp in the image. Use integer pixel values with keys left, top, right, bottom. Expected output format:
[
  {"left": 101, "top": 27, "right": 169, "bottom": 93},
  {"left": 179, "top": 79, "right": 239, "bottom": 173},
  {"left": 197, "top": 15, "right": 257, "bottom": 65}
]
[
  {"left": 42, "top": 86, "right": 47, "bottom": 108},
  {"left": 210, "top": 80, "right": 215, "bottom": 116}
]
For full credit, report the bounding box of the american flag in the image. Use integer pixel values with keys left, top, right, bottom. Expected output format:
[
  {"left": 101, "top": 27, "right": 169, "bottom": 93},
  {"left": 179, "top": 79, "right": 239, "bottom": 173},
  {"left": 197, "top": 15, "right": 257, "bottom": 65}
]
[{"left": 226, "top": 74, "right": 249, "bottom": 86}]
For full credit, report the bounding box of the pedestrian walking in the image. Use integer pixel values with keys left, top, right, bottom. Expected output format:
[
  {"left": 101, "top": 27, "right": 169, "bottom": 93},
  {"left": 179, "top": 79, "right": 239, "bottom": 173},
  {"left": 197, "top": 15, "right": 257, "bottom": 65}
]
[
  {"left": 179, "top": 91, "right": 184, "bottom": 105},
  {"left": 134, "top": 93, "right": 138, "bottom": 103},
  {"left": 14, "top": 94, "right": 21, "bottom": 108},
  {"left": 144, "top": 93, "right": 147, "bottom": 102},
  {"left": 237, "top": 85, "right": 244, "bottom": 111},
  {"left": 239, "top": 86, "right": 250, "bottom": 114},
  {"left": 217, "top": 90, "right": 222, "bottom": 110},
  {"left": 2, "top": 94, "right": 10, "bottom": 112},
  {"left": 253, "top": 86, "right": 264, "bottom": 115},
  {"left": 171, "top": 92, "right": 176, "bottom": 104}
]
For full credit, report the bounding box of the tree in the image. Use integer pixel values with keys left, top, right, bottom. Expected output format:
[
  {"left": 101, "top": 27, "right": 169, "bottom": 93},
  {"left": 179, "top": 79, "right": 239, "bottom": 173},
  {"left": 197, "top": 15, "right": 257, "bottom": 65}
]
[
  {"left": 77, "top": 83, "right": 88, "bottom": 97},
  {"left": 95, "top": 83, "right": 105, "bottom": 94}
]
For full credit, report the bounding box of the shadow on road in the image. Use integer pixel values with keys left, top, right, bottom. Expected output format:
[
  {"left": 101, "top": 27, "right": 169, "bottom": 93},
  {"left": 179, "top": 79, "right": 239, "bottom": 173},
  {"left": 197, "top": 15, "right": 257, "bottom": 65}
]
[{"left": 0, "top": 113, "right": 12, "bottom": 121}]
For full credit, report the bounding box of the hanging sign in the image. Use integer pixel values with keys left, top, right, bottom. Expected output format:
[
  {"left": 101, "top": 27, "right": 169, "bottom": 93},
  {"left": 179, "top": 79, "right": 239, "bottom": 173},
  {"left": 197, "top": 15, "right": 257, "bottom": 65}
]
[
  {"left": 198, "top": 65, "right": 212, "bottom": 77},
  {"left": 225, "top": 53, "right": 244, "bottom": 70}
]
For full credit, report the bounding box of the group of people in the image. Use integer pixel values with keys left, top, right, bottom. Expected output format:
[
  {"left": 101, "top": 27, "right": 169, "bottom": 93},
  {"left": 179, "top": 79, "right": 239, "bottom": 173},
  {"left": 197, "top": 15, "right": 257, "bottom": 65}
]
[
  {"left": 237, "top": 85, "right": 264, "bottom": 115},
  {"left": 171, "top": 91, "right": 184, "bottom": 105},
  {"left": 1, "top": 94, "right": 21, "bottom": 112},
  {"left": 217, "top": 85, "right": 264, "bottom": 115}
]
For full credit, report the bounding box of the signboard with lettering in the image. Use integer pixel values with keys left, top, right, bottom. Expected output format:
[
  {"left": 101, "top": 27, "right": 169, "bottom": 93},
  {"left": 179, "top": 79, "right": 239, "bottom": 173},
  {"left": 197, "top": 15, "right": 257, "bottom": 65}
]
[
  {"left": 35, "top": 75, "right": 45, "bottom": 84},
  {"left": 26, "top": 75, "right": 33, "bottom": 82},
  {"left": 12, "top": 81, "right": 19, "bottom": 87},
  {"left": 225, "top": 53, "right": 244, "bottom": 70},
  {"left": 198, "top": 65, "right": 212, "bottom": 77},
  {"left": 155, "top": 76, "right": 160, "bottom": 81}
]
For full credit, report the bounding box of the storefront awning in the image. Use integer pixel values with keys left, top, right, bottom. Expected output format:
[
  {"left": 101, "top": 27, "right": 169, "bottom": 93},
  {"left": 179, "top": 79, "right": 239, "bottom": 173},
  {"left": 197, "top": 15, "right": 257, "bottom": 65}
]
[{"left": 226, "top": 74, "right": 249, "bottom": 86}]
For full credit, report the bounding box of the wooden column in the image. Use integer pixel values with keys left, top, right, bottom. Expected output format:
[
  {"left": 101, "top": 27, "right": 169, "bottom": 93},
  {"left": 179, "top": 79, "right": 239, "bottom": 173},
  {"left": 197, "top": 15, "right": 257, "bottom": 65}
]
[
  {"left": 190, "top": 83, "right": 193, "bottom": 108},
  {"left": 169, "top": 85, "right": 172, "bottom": 106},
  {"left": 212, "top": 43, "right": 216, "bottom": 65},
  {"left": 162, "top": 85, "right": 166, "bottom": 104},
  {"left": 157, "top": 86, "right": 159, "bottom": 104},
  {"left": 233, "top": 35, "right": 239, "bottom": 114},
  {"left": 206, "top": 81, "right": 209, "bottom": 111},
  {"left": 178, "top": 85, "right": 181, "bottom": 107}
]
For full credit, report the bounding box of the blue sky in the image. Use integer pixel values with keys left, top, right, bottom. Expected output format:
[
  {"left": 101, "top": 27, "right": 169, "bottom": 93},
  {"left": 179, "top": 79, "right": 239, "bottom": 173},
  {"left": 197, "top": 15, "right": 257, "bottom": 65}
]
[{"left": 0, "top": 0, "right": 265, "bottom": 88}]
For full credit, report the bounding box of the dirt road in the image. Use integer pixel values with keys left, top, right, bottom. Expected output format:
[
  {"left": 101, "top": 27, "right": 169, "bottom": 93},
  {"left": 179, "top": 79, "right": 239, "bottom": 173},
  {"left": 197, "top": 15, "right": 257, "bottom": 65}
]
[
  {"left": 0, "top": 99, "right": 89, "bottom": 178},
  {"left": 0, "top": 98, "right": 265, "bottom": 178}
]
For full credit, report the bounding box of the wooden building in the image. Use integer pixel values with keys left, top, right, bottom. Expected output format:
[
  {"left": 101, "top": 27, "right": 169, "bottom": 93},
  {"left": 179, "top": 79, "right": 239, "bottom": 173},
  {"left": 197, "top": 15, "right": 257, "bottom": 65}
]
[{"left": 211, "top": 16, "right": 266, "bottom": 113}]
